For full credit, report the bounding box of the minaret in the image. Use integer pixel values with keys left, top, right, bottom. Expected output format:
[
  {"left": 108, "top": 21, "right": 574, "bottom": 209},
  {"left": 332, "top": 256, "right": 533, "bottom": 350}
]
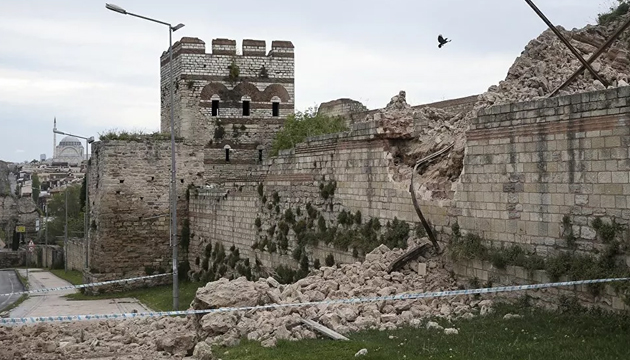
[{"left": 53, "top": 117, "right": 57, "bottom": 159}]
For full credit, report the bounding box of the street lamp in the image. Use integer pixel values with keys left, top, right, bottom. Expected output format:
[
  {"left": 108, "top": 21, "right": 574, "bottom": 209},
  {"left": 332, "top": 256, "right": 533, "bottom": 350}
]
[
  {"left": 53, "top": 129, "right": 94, "bottom": 271},
  {"left": 105, "top": 3, "right": 184, "bottom": 310}
]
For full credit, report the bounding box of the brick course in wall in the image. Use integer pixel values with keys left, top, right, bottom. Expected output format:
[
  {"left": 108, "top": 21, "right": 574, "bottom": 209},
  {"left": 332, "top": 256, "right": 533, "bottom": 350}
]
[
  {"left": 160, "top": 37, "right": 295, "bottom": 152},
  {"left": 454, "top": 86, "right": 630, "bottom": 256}
]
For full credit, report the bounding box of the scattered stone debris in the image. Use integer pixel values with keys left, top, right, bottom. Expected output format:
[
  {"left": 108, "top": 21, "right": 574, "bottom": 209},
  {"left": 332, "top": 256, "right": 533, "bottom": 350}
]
[
  {"left": 444, "top": 328, "right": 459, "bottom": 335},
  {"left": 503, "top": 313, "right": 523, "bottom": 320},
  {"left": 190, "top": 243, "right": 487, "bottom": 348},
  {"left": 355, "top": 348, "right": 368, "bottom": 357}
]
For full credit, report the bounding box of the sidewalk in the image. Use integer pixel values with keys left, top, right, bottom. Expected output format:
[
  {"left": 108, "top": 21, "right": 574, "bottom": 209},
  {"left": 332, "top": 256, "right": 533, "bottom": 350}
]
[{"left": 8, "top": 268, "right": 150, "bottom": 319}]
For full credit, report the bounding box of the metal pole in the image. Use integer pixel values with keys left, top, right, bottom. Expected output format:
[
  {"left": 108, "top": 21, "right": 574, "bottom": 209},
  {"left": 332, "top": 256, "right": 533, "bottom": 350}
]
[
  {"left": 169, "top": 26, "right": 179, "bottom": 311},
  {"left": 44, "top": 204, "right": 48, "bottom": 247},
  {"left": 549, "top": 15, "right": 630, "bottom": 97},
  {"left": 524, "top": 0, "right": 609, "bottom": 87},
  {"left": 84, "top": 139, "right": 89, "bottom": 270},
  {"left": 64, "top": 186, "right": 68, "bottom": 273}
]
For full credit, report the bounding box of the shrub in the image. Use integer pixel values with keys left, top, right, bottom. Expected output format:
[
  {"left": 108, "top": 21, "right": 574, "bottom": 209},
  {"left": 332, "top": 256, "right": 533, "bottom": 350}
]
[
  {"left": 313, "top": 259, "right": 321, "bottom": 269},
  {"left": 325, "top": 254, "right": 335, "bottom": 267},
  {"left": 255, "top": 217, "right": 262, "bottom": 229},
  {"left": 284, "top": 208, "right": 295, "bottom": 224},
  {"left": 214, "top": 124, "right": 225, "bottom": 140},
  {"left": 257, "top": 183, "right": 264, "bottom": 197},
  {"left": 354, "top": 210, "right": 362, "bottom": 225},
  {"left": 598, "top": 1, "right": 630, "bottom": 25},
  {"left": 270, "top": 107, "right": 349, "bottom": 156},
  {"left": 381, "top": 218, "right": 410, "bottom": 250},
  {"left": 317, "top": 214, "right": 327, "bottom": 233}
]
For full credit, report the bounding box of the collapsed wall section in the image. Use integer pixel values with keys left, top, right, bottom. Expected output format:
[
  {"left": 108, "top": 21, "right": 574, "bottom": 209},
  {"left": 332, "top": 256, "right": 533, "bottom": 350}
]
[
  {"left": 188, "top": 119, "right": 451, "bottom": 274},
  {"left": 86, "top": 139, "right": 204, "bottom": 287}
]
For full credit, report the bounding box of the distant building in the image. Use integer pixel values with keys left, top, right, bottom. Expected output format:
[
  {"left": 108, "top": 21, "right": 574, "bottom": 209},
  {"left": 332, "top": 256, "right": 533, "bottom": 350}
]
[
  {"left": 52, "top": 118, "right": 84, "bottom": 166},
  {"left": 40, "top": 154, "right": 46, "bottom": 161}
]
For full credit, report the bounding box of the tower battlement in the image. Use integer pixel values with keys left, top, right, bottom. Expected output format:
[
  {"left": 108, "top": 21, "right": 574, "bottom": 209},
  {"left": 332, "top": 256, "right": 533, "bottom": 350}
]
[
  {"left": 159, "top": 36, "right": 295, "bottom": 164},
  {"left": 160, "top": 38, "right": 294, "bottom": 65}
]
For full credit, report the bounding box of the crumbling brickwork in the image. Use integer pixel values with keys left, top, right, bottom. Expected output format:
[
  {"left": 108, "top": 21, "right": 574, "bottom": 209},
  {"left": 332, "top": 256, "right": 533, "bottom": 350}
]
[{"left": 86, "top": 139, "right": 205, "bottom": 284}]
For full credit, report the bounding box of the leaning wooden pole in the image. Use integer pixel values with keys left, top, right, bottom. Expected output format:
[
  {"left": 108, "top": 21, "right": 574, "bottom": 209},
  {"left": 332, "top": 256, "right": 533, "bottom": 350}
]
[{"left": 408, "top": 144, "right": 454, "bottom": 253}]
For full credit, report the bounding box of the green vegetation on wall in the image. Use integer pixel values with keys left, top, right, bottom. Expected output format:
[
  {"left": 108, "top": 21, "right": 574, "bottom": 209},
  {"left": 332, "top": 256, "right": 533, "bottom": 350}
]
[
  {"left": 598, "top": 0, "right": 630, "bottom": 24},
  {"left": 98, "top": 129, "right": 183, "bottom": 142},
  {"left": 270, "top": 107, "right": 349, "bottom": 156},
  {"left": 252, "top": 180, "right": 419, "bottom": 284},
  {"left": 449, "top": 216, "right": 630, "bottom": 303}
]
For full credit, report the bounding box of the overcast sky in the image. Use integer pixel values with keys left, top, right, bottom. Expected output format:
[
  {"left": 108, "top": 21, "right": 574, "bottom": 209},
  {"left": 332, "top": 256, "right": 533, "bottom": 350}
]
[{"left": 0, "top": 0, "right": 615, "bottom": 163}]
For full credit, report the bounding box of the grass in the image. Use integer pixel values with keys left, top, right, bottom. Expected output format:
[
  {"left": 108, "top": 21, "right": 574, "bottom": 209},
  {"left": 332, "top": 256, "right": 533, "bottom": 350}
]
[
  {"left": 65, "top": 281, "right": 203, "bottom": 312},
  {"left": 0, "top": 294, "right": 28, "bottom": 314},
  {"left": 50, "top": 269, "right": 84, "bottom": 285},
  {"left": 218, "top": 303, "right": 630, "bottom": 360}
]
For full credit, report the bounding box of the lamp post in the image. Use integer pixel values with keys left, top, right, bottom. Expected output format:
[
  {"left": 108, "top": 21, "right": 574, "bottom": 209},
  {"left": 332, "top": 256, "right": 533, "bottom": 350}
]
[
  {"left": 105, "top": 3, "right": 184, "bottom": 310},
  {"left": 53, "top": 129, "right": 94, "bottom": 270}
]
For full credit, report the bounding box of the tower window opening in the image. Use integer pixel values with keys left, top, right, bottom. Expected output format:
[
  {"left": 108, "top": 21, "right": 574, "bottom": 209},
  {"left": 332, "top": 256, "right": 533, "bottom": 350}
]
[
  {"left": 272, "top": 102, "right": 280, "bottom": 117},
  {"left": 225, "top": 148, "right": 230, "bottom": 162},
  {"left": 243, "top": 100, "right": 250, "bottom": 116},
  {"left": 258, "top": 149, "right": 263, "bottom": 162},
  {"left": 212, "top": 100, "right": 220, "bottom": 116}
]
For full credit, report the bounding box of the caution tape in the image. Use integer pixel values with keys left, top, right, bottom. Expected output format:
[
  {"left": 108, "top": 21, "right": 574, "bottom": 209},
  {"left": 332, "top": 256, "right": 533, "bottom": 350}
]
[
  {"left": 0, "top": 273, "right": 170, "bottom": 297},
  {"left": 1, "top": 276, "right": 628, "bottom": 326}
]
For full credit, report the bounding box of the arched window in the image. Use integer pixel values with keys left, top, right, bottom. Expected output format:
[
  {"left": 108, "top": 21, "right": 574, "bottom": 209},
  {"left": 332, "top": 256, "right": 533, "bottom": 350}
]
[
  {"left": 257, "top": 145, "right": 264, "bottom": 163},
  {"left": 211, "top": 95, "right": 220, "bottom": 117},
  {"left": 271, "top": 96, "right": 280, "bottom": 117},
  {"left": 224, "top": 145, "right": 232, "bottom": 162},
  {"left": 242, "top": 95, "right": 251, "bottom": 116}
]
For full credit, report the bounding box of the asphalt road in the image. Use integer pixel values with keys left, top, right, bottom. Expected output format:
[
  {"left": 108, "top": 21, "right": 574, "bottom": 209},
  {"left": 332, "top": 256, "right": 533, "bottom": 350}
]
[{"left": 0, "top": 269, "right": 23, "bottom": 312}]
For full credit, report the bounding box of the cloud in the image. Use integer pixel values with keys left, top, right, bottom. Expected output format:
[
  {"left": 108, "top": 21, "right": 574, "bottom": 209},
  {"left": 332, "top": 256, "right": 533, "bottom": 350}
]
[
  {"left": 15, "top": 150, "right": 24, "bottom": 154},
  {"left": 0, "top": 0, "right": 611, "bottom": 163}
]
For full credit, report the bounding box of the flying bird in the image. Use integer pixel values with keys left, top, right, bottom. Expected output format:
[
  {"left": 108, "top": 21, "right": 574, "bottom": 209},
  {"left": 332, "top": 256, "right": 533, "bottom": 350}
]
[{"left": 438, "top": 34, "right": 451, "bottom": 48}]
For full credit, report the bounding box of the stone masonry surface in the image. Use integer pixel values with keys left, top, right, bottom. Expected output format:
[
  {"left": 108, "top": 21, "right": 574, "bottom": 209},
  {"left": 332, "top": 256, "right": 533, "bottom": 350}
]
[
  {"left": 454, "top": 86, "right": 630, "bottom": 256},
  {"left": 85, "top": 139, "right": 205, "bottom": 287}
]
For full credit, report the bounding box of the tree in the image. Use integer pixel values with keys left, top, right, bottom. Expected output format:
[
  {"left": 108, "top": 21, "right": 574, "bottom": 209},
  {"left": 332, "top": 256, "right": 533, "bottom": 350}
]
[
  {"left": 45, "top": 185, "right": 84, "bottom": 242},
  {"left": 31, "top": 173, "right": 40, "bottom": 204},
  {"left": 80, "top": 176, "right": 86, "bottom": 212},
  {"left": 270, "top": 107, "right": 348, "bottom": 156}
]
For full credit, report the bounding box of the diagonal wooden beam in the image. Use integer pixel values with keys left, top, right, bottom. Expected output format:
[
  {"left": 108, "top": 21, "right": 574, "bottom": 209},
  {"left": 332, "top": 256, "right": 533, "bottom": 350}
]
[
  {"left": 524, "top": 0, "right": 609, "bottom": 87},
  {"left": 549, "top": 15, "right": 630, "bottom": 97}
]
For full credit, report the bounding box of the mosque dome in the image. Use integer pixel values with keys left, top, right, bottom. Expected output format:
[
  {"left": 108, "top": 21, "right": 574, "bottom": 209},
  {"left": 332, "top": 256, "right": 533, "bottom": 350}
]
[{"left": 59, "top": 136, "right": 82, "bottom": 147}]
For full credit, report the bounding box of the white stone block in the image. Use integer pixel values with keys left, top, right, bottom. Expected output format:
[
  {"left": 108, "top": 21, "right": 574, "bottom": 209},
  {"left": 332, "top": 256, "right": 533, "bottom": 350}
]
[{"left": 417, "top": 263, "right": 427, "bottom": 276}]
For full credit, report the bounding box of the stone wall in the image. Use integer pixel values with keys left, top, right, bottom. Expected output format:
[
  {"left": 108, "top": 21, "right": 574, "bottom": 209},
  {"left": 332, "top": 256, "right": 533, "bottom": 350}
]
[
  {"left": 451, "top": 259, "right": 629, "bottom": 311},
  {"left": 188, "top": 119, "right": 451, "bottom": 273},
  {"left": 452, "top": 86, "right": 630, "bottom": 255},
  {"left": 66, "top": 238, "right": 85, "bottom": 271},
  {"left": 318, "top": 98, "right": 369, "bottom": 119},
  {"left": 39, "top": 245, "right": 64, "bottom": 269},
  {"left": 0, "top": 250, "right": 24, "bottom": 269},
  {"left": 86, "top": 138, "right": 205, "bottom": 283},
  {"left": 328, "top": 94, "right": 479, "bottom": 125}
]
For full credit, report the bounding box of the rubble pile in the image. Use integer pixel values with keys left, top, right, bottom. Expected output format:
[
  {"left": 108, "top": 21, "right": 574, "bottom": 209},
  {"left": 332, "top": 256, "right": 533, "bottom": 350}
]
[
  {"left": 375, "top": 14, "right": 630, "bottom": 200},
  {"left": 477, "top": 15, "right": 630, "bottom": 109},
  {"left": 191, "top": 243, "right": 492, "bottom": 349},
  {"left": 0, "top": 316, "right": 196, "bottom": 360},
  {"left": 0, "top": 244, "right": 495, "bottom": 358}
]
